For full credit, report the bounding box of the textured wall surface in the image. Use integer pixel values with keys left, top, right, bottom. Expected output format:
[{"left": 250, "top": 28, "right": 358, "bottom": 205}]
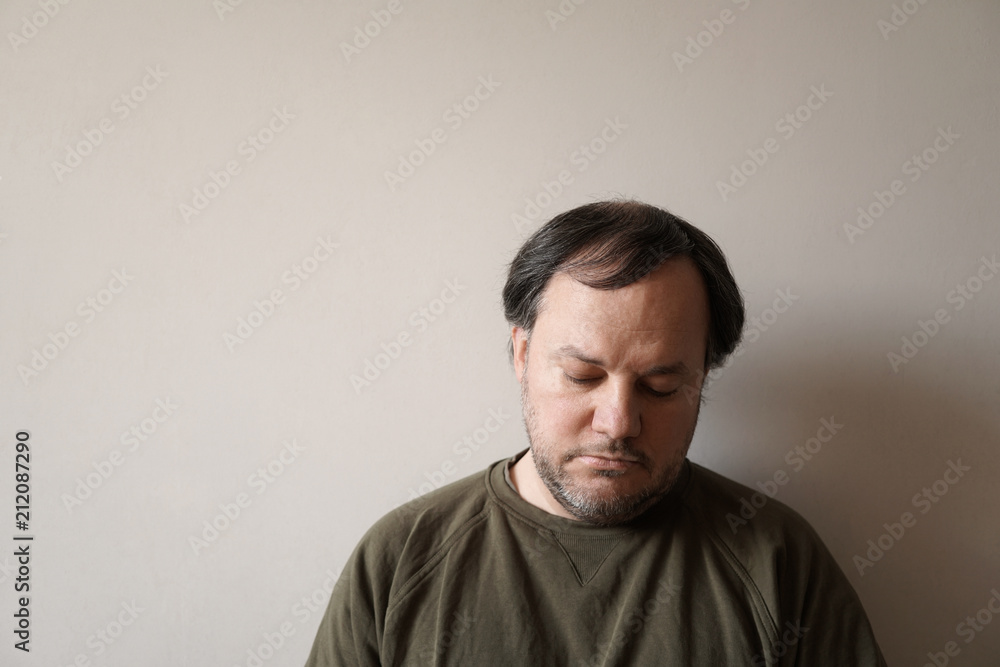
[{"left": 2, "top": 0, "right": 999, "bottom": 665}]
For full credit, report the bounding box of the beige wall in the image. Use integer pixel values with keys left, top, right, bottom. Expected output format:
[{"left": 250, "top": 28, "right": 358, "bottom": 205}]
[{"left": 3, "top": 0, "right": 999, "bottom": 664}]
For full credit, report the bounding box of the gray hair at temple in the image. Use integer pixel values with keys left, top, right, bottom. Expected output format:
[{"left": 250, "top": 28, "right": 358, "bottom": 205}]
[{"left": 502, "top": 199, "right": 745, "bottom": 371}]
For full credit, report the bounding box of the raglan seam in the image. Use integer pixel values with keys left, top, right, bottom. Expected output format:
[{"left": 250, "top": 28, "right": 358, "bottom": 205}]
[
  {"left": 384, "top": 503, "right": 492, "bottom": 620},
  {"left": 681, "top": 497, "right": 781, "bottom": 651}
]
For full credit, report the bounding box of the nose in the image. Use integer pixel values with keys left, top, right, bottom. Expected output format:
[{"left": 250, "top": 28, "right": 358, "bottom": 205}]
[{"left": 590, "top": 381, "right": 641, "bottom": 441}]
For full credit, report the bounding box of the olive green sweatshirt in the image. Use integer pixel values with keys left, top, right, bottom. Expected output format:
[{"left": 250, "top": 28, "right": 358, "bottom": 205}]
[{"left": 306, "top": 451, "right": 886, "bottom": 666}]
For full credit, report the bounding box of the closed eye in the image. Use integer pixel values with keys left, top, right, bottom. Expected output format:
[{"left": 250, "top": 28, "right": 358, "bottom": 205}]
[{"left": 564, "top": 373, "right": 680, "bottom": 398}]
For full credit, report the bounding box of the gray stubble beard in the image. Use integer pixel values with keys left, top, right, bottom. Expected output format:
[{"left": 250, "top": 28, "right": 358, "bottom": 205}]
[{"left": 519, "top": 371, "right": 697, "bottom": 526}]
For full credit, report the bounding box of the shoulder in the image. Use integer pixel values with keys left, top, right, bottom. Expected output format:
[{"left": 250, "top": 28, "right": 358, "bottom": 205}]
[
  {"left": 679, "top": 461, "right": 842, "bottom": 593},
  {"left": 679, "top": 461, "right": 855, "bottom": 612},
  {"left": 677, "top": 463, "right": 887, "bottom": 664},
  {"left": 306, "top": 463, "right": 502, "bottom": 665},
  {"left": 347, "top": 463, "right": 497, "bottom": 592},
  {"left": 681, "top": 460, "right": 824, "bottom": 548},
  {"left": 376, "top": 465, "right": 493, "bottom": 544}
]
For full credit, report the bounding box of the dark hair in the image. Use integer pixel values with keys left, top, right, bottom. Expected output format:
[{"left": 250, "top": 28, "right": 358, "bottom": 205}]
[{"left": 502, "top": 199, "right": 745, "bottom": 370}]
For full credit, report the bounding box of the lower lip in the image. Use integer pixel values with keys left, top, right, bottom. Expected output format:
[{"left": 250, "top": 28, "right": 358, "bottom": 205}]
[{"left": 577, "top": 456, "right": 635, "bottom": 470}]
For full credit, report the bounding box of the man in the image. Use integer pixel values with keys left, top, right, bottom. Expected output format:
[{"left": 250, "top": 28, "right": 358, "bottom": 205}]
[{"left": 306, "top": 200, "right": 886, "bottom": 665}]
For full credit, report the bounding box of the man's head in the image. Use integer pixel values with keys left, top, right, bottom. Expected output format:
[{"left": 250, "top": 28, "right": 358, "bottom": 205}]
[{"left": 502, "top": 200, "right": 744, "bottom": 525}]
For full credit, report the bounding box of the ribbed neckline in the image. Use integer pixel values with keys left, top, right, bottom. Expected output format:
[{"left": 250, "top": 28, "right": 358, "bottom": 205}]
[{"left": 487, "top": 448, "right": 691, "bottom": 538}]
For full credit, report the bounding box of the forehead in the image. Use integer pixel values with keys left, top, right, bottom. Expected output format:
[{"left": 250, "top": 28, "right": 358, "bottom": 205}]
[{"left": 533, "top": 257, "right": 710, "bottom": 359}]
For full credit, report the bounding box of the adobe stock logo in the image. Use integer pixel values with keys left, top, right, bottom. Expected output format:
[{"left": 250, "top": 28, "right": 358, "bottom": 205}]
[
  {"left": 51, "top": 66, "right": 169, "bottom": 183},
  {"left": 543, "top": 0, "right": 590, "bottom": 31},
  {"left": 583, "top": 582, "right": 680, "bottom": 665},
  {"left": 213, "top": 0, "right": 249, "bottom": 21},
  {"left": 726, "top": 417, "right": 843, "bottom": 534},
  {"left": 54, "top": 599, "right": 145, "bottom": 662},
  {"left": 671, "top": 0, "right": 752, "bottom": 73},
  {"left": 61, "top": 397, "right": 179, "bottom": 512},
  {"left": 350, "top": 279, "right": 466, "bottom": 393},
  {"left": 921, "top": 587, "right": 1000, "bottom": 667},
  {"left": 290, "top": 567, "right": 344, "bottom": 628},
  {"left": 510, "top": 117, "right": 628, "bottom": 236},
  {"left": 887, "top": 254, "right": 997, "bottom": 372},
  {"left": 340, "top": 0, "right": 406, "bottom": 62},
  {"left": 384, "top": 76, "right": 501, "bottom": 192},
  {"left": 8, "top": 0, "right": 72, "bottom": 52},
  {"left": 179, "top": 106, "right": 296, "bottom": 223},
  {"left": 233, "top": 622, "right": 297, "bottom": 667},
  {"left": 844, "top": 126, "right": 960, "bottom": 244},
  {"left": 853, "top": 459, "right": 971, "bottom": 577},
  {"left": 18, "top": 268, "right": 134, "bottom": 386},
  {"left": 72, "top": 600, "right": 144, "bottom": 662},
  {"left": 717, "top": 85, "right": 833, "bottom": 202},
  {"left": 224, "top": 235, "right": 339, "bottom": 352},
  {"left": 399, "top": 407, "right": 511, "bottom": 502},
  {"left": 188, "top": 439, "right": 305, "bottom": 556},
  {"left": 877, "top": 0, "right": 933, "bottom": 40},
  {"left": 697, "top": 287, "right": 799, "bottom": 390},
  {"left": 751, "top": 620, "right": 808, "bottom": 667}
]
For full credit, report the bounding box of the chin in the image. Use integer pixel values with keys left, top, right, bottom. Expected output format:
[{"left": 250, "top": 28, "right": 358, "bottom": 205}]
[
  {"left": 558, "top": 457, "right": 688, "bottom": 524},
  {"left": 551, "top": 477, "right": 667, "bottom": 525}
]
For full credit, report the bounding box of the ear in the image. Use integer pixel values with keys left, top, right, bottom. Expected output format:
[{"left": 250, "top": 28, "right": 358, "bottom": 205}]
[{"left": 511, "top": 326, "right": 529, "bottom": 382}]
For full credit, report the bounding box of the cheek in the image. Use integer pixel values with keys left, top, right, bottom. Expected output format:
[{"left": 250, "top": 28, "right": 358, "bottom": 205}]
[
  {"left": 533, "top": 386, "right": 592, "bottom": 436},
  {"left": 644, "top": 404, "right": 698, "bottom": 441}
]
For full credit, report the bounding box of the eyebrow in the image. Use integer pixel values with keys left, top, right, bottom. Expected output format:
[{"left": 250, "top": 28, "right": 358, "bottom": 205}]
[{"left": 552, "top": 345, "right": 691, "bottom": 377}]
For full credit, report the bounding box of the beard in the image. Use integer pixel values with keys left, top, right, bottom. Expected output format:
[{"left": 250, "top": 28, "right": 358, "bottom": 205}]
[{"left": 520, "top": 372, "right": 697, "bottom": 526}]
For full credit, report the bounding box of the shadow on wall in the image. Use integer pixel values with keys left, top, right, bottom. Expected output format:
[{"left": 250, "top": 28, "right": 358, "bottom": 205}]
[{"left": 701, "top": 326, "right": 1000, "bottom": 664}]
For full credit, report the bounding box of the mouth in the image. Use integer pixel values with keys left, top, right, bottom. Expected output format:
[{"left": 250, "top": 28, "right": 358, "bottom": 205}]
[{"left": 575, "top": 454, "right": 639, "bottom": 470}]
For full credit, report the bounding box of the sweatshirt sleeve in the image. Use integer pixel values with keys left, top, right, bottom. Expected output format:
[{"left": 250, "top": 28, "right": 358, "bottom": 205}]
[
  {"left": 304, "top": 473, "right": 487, "bottom": 666},
  {"left": 685, "top": 463, "right": 888, "bottom": 667},
  {"left": 304, "top": 537, "right": 387, "bottom": 667},
  {"left": 775, "top": 523, "right": 888, "bottom": 667}
]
